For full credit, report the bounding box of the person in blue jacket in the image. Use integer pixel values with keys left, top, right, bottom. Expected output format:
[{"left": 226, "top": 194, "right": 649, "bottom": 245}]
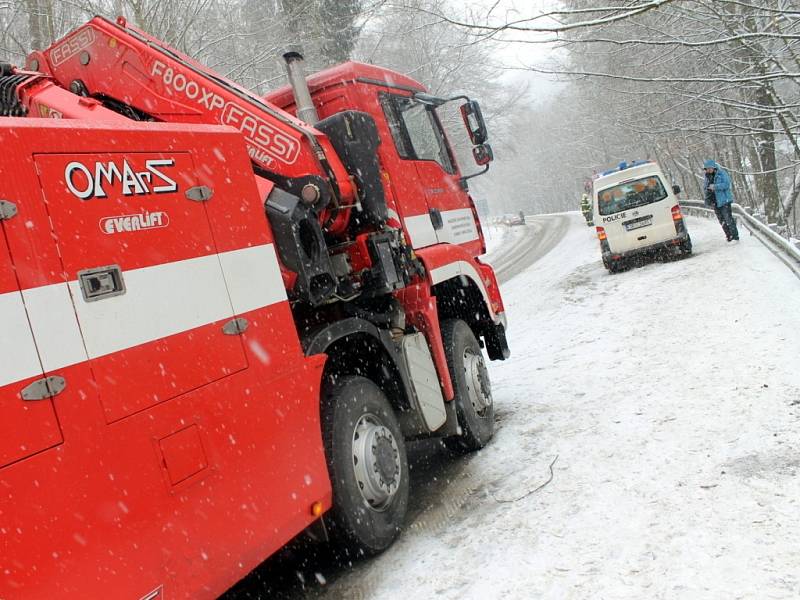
[{"left": 703, "top": 159, "right": 739, "bottom": 241}]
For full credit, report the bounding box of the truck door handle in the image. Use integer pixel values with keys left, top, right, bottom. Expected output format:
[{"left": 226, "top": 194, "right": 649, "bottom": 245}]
[
  {"left": 429, "top": 208, "right": 443, "bottom": 230},
  {"left": 77, "top": 265, "right": 126, "bottom": 302}
]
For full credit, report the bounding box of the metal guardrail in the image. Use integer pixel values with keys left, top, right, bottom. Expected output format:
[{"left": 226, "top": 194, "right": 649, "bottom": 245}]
[{"left": 680, "top": 200, "right": 800, "bottom": 279}]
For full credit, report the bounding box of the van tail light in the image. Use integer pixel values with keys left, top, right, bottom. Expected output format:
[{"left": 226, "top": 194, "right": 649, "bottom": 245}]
[
  {"left": 596, "top": 226, "right": 610, "bottom": 253},
  {"left": 672, "top": 205, "right": 687, "bottom": 235}
]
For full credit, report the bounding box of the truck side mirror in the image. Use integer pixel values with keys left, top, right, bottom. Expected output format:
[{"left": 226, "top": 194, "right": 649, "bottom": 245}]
[
  {"left": 672, "top": 184, "right": 681, "bottom": 195},
  {"left": 473, "top": 143, "right": 493, "bottom": 166},
  {"left": 460, "top": 100, "right": 488, "bottom": 145}
]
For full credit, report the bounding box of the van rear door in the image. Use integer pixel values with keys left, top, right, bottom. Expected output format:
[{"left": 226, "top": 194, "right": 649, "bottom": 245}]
[
  {"left": 597, "top": 173, "right": 675, "bottom": 253},
  {"left": 620, "top": 200, "right": 675, "bottom": 252}
]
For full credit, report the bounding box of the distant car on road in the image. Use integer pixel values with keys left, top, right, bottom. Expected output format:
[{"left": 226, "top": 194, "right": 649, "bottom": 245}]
[{"left": 502, "top": 211, "right": 526, "bottom": 227}]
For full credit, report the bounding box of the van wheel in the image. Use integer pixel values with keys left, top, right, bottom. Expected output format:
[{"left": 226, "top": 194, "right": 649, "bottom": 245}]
[
  {"left": 680, "top": 235, "right": 693, "bottom": 257},
  {"left": 321, "top": 376, "right": 409, "bottom": 557},
  {"left": 442, "top": 319, "right": 494, "bottom": 453},
  {"left": 606, "top": 258, "right": 623, "bottom": 274}
]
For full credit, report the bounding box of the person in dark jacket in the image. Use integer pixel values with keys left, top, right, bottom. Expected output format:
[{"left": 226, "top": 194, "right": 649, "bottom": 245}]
[{"left": 703, "top": 159, "right": 739, "bottom": 241}]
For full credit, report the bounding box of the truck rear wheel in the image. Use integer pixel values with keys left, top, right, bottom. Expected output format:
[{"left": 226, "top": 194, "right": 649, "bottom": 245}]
[
  {"left": 321, "top": 376, "right": 409, "bottom": 557},
  {"left": 442, "top": 319, "right": 495, "bottom": 453}
]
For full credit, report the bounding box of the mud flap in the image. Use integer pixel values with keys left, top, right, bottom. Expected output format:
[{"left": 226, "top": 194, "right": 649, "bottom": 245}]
[{"left": 484, "top": 321, "right": 510, "bottom": 360}]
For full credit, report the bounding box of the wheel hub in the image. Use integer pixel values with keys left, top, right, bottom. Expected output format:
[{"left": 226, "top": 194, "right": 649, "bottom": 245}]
[
  {"left": 352, "top": 414, "right": 401, "bottom": 510},
  {"left": 463, "top": 349, "right": 492, "bottom": 416}
]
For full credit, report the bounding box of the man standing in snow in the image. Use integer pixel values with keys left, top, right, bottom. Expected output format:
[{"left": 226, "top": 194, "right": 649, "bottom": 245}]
[
  {"left": 703, "top": 159, "right": 739, "bottom": 241},
  {"left": 580, "top": 193, "right": 593, "bottom": 225}
]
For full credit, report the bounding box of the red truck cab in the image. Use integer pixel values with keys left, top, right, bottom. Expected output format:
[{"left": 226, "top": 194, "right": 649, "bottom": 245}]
[
  {"left": 266, "top": 62, "right": 507, "bottom": 366},
  {"left": 267, "top": 62, "right": 485, "bottom": 258}
]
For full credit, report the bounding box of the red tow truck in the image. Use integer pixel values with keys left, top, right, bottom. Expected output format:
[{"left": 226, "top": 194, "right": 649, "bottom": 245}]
[{"left": 0, "top": 16, "right": 508, "bottom": 598}]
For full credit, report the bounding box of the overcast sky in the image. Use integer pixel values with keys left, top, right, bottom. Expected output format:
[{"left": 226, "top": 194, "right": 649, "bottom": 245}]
[{"left": 468, "top": 0, "right": 567, "bottom": 105}]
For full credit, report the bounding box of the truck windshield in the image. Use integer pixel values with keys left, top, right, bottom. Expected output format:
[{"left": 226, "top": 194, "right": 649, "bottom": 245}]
[{"left": 597, "top": 175, "right": 668, "bottom": 216}]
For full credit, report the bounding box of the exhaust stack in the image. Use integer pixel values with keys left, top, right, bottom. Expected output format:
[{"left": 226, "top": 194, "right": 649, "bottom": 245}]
[{"left": 281, "top": 46, "right": 319, "bottom": 125}]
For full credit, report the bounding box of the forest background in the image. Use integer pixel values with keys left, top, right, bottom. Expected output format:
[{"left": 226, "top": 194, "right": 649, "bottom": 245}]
[{"left": 4, "top": 0, "right": 798, "bottom": 236}]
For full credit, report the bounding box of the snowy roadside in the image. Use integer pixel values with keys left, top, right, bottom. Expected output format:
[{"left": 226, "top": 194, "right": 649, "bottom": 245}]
[
  {"left": 481, "top": 223, "right": 512, "bottom": 260},
  {"left": 317, "top": 213, "right": 800, "bottom": 600}
]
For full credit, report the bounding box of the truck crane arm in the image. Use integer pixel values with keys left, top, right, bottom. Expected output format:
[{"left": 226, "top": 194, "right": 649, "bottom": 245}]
[{"left": 26, "top": 16, "right": 356, "bottom": 220}]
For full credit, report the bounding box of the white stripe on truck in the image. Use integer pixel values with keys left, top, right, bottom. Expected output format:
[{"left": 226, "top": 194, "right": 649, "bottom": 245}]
[
  {"left": 404, "top": 214, "right": 438, "bottom": 249},
  {"left": 0, "top": 244, "right": 285, "bottom": 389},
  {"left": 0, "top": 290, "right": 47, "bottom": 388}
]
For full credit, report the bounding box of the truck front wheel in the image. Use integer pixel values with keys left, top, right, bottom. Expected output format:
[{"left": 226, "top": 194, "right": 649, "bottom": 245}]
[
  {"left": 321, "top": 376, "right": 409, "bottom": 557},
  {"left": 442, "top": 319, "right": 495, "bottom": 453}
]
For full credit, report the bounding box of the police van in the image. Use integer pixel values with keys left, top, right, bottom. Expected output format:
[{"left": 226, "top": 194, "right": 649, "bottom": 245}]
[{"left": 592, "top": 160, "right": 691, "bottom": 273}]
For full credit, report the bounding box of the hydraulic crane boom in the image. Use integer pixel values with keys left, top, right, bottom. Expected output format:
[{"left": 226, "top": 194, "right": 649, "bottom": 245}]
[
  {"left": 0, "top": 64, "right": 125, "bottom": 121},
  {"left": 26, "top": 16, "right": 357, "bottom": 228}
]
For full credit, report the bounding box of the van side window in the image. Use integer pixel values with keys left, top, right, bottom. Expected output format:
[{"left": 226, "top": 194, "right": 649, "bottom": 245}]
[{"left": 379, "top": 93, "right": 455, "bottom": 173}]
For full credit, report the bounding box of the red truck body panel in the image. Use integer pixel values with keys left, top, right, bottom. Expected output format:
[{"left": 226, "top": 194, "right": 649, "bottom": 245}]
[{"left": 0, "top": 119, "right": 330, "bottom": 599}]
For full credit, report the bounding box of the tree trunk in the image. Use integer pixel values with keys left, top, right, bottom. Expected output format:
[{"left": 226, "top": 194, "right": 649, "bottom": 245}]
[
  {"left": 752, "top": 85, "right": 781, "bottom": 223},
  {"left": 728, "top": 131, "right": 755, "bottom": 210},
  {"left": 25, "top": 0, "right": 49, "bottom": 50},
  {"left": 319, "top": 0, "right": 363, "bottom": 62},
  {"left": 280, "top": 0, "right": 303, "bottom": 37}
]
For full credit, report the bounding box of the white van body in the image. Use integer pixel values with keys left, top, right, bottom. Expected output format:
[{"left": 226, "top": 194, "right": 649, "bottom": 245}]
[{"left": 592, "top": 161, "right": 691, "bottom": 272}]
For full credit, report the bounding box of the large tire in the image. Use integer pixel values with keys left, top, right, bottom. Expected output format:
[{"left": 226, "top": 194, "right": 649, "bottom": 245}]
[
  {"left": 606, "top": 258, "right": 624, "bottom": 274},
  {"left": 442, "top": 319, "right": 495, "bottom": 453},
  {"left": 321, "top": 376, "right": 409, "bottom": 557}
]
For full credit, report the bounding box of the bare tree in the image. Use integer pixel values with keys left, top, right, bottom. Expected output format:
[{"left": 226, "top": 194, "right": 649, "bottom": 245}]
[{"left": 420, "top": 0, "right": 800, "bottom": 231}]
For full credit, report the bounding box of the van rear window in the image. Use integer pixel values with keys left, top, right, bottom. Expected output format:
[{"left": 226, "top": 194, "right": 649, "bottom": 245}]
[{"left": 597, "top": 176, "right": 668, "bottom": 216}]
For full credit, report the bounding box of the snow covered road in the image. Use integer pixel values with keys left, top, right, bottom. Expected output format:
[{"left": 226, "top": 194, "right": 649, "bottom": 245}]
[
  {"left": 488, "top": 214, "right": 571, "bottom": 283},
  {"left": 306, "top": 213, "right": 800, "bottom": 600}
]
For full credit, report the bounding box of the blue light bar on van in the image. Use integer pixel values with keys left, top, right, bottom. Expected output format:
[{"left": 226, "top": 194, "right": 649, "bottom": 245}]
[{"left": 599, "top": 159, "right": 653, "bottom": 176}]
